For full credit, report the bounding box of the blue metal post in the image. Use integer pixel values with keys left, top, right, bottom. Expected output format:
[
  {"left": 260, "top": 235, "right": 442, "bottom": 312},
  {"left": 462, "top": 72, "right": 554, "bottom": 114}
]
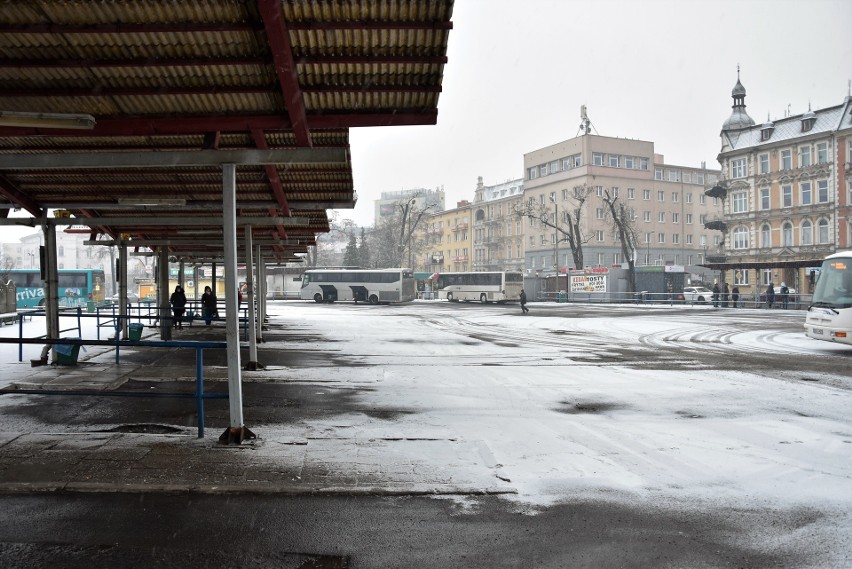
[{"left": 196, "top": 347, "right": 205, "bottom": 438}]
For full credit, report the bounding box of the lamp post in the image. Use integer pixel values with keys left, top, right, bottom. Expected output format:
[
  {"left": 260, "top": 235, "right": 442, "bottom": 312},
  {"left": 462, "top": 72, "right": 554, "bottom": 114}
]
[
  {"left": 550, "top": 196, "right": 559, "bottom": 291},
  {"left": 406, "top": 198, "right": 416, "bottom": 269}
]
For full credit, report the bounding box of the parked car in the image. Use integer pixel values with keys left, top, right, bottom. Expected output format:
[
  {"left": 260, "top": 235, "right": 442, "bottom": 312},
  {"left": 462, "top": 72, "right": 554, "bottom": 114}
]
[
  {"left": 682, "top": 286, "right": 714, "bottom": 304},
  {"left": 109, "top": 292, "right": 140, "bottom": 304}
]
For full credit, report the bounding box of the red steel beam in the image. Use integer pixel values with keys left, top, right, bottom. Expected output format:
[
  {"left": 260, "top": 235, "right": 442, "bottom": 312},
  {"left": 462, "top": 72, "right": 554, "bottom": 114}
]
[
  {"left": 258, "top": 0, "right": 311, "bottom": 147},
  {"left": 0, "top": 84, "right": 441, "bottom": 97},
  {"left": 0, "top": 175, "right": 43, "bottom": 217}
]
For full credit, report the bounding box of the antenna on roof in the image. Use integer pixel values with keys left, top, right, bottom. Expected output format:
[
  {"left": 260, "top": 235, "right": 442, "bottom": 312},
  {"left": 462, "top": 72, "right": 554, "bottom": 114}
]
[{"left": 577, "top": 105, "right": 597, "bottom": 136}]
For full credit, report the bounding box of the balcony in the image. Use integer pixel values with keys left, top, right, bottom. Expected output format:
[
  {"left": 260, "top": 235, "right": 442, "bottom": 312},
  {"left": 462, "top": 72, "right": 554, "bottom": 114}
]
[{"left": 451, "top": 223, "right": 469, "bottom": 232}]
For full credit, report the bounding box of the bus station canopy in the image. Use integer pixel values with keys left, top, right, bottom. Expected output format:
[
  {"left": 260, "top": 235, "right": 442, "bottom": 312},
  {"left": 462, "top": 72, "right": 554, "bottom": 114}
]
[{"left": 0, "top": 0, "right": 454, "bottom": 262}]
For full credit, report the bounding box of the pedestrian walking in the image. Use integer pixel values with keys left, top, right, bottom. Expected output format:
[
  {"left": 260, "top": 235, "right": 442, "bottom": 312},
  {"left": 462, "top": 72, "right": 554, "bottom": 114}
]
[
  {"left": 519, "top": 289, "right": 529, "bottom": 314},
  {"left": 712, "top": 283, "right": 720, "bottom": 307},
  {"left": 169, "top": 285, "right": 187, "bottom": 329},
  {"left": 780, "top": 282, "right": 789, "bottom": 309},
  {"left": 731, "top": 285, "right": 740, "bottom": 308},
  {"left": 765, "top": 282, "right": 775, "bottom": 309}
]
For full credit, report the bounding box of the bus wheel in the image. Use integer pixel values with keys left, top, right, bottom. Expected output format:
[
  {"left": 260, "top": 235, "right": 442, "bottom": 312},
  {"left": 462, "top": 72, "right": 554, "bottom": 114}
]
[
  {"left": 313, "top": 293, "right": 323, "bottom": 303},
  {"left": 480, "top": 293, "right": 487, "bottom": 304},
  {"left": 447, "top": 292, "right": 454, "bottom": 302},
  {"left": 369, "top": 294, "right": 379, "bottom": 305}
]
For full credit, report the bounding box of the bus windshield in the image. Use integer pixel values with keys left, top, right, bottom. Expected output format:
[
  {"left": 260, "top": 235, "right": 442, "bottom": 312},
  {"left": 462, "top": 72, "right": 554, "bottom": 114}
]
[{"left": 812, "top": 256, "right": 852, "bottom": 309}]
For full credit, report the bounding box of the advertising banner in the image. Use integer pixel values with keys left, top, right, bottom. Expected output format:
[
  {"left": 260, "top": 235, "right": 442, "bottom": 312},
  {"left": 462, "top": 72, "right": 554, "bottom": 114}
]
[{"left": 571, "top": 274, "right": 607, "bottom": 293}]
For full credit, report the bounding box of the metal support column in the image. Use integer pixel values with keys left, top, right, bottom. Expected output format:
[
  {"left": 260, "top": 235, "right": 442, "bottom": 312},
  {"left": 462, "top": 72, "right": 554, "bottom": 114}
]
[
  {"left": 158, "top": 247, "right": 171, "bottom": 340},
  {"left": 38, "top": 222, "right": 60, "bottom": 364},
  {"left": 256, "top": 246, "right": 265, "bottom": 342},
  {"left": 119, "top": 243, "right": 128, "bottom": 339},
  {"left": 220, "top": 163, "right": 255, "bottom": 444},
  {"left": 244, "top": 225, "right": 259, "bottom": 370}
]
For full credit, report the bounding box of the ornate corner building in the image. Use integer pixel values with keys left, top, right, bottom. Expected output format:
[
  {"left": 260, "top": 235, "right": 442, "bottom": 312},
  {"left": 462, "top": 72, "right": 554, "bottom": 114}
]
[{"left": 714, "top": 71, "right": 852, "bottom": 295}]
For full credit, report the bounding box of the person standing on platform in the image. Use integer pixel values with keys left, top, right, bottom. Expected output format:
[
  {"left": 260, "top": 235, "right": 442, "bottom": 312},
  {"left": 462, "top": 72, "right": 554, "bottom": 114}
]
[{"left": 170, "top": 285, "right": 187, "bottom": 329}]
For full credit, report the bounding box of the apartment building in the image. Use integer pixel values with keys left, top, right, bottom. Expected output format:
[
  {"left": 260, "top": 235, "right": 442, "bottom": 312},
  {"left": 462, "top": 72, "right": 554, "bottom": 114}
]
[
  {"left": 374, "top": 187, "right": 445, "bottom": 224},
  {"left": 472, "top": 176, "right": 525, "bottom": 272},
  {"left": 420, "top": 200, "right": 472, "bottom": 273},
  {"left": 715, "top": 73, "right": 852, "bottom": 294},
  {"left": 522, "top": 133, "right": 720, "bottom": 274}
]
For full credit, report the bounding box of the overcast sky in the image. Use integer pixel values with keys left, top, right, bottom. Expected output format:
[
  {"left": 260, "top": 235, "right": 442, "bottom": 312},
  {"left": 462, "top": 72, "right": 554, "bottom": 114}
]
[
  {"left": 338, "top": 0, "right": 852, "bottom": 227},
  {"left": 1, "top": 0, "right": 850, "bottom": 242}
]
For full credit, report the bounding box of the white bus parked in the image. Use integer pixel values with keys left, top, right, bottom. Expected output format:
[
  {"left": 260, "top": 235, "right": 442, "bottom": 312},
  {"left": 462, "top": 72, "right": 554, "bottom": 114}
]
[
  {"left": 436, "top": 271, "right": 523, "bottom": 303},
  {"left": 804, "top": 250, "right": 852, "bottom": 346},
  {"left": 300, "top": 268, "right": 416, "bottom": 304}
]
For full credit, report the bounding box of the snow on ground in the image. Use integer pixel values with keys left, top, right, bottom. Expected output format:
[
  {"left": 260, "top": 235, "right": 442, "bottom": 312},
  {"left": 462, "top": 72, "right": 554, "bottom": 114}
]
[{"left": 2, "top": 303, "right": 850, "bottom": 532}]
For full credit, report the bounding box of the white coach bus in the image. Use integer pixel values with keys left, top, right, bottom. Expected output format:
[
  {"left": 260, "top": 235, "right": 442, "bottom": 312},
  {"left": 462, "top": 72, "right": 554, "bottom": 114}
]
[
  {"left": 436, "top": 271, "right": 524, "bottom": 303},
  {"left": 804, "top": 250, "right": 852, "bottom": 346},
  {"left": 300, "top": 268, "right": 416, "bottom": 304}
]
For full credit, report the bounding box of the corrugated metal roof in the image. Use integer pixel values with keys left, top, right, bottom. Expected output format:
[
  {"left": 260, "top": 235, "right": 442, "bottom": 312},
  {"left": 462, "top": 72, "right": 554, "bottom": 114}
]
[{"left": 0, "top": 0, "right": 454, "bottom": 260}]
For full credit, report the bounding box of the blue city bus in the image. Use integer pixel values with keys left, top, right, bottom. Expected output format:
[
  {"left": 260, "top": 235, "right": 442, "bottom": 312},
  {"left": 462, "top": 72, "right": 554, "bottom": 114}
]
[{"left": 2, "top": 269, "right": 107, "bottom": 309}]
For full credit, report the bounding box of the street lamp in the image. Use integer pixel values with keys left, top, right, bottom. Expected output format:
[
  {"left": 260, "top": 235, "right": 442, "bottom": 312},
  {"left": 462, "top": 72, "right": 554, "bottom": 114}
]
[{"left": 550, "top": 195, "right": 559, "bottom": 290}]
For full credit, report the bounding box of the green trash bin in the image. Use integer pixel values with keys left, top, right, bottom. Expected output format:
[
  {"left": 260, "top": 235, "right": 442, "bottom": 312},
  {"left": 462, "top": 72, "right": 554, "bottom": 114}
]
[
  {"left": 557, "top": 290, "right": 567, "bottom": 303},
  {"left": 86, "top": 301, "right": 96, "bottom": 313},
  {"left": 55, "top": 342, "right": 80, "bottom": 365},
  {"left": 128, "top": 323, "right": 144, "bottom": 341}
]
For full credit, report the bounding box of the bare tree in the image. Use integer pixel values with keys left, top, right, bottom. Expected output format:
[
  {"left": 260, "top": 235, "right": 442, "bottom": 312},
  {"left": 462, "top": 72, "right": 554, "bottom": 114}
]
[
  {"left": 602, "top": 188, "right": 639, "bottom": 293},
  {"left": 512, "top": 186, "right": 593, "bottom": 270}
]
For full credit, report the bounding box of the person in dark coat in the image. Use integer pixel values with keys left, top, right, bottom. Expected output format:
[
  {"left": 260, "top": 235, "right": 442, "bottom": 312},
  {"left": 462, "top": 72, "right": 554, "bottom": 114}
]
[
  {"left": 731, "top": 285, "right": 740, "bottom": 308},
  {"left": 170, "top": 285, "right": 187, "bottom": 328},
  {"left": 765, "top": 282, "right": 775, "bottom": 309},
  {"left": 201, "top": 286, "right": 217, "bottom": 325},
  {"left": 779, "top": 282, "right": 789, "bottom": 309},
  {"left": 519, "top": 289, "right": 529, "bottom": 314},
  {"left": 712, "top": 283, "right": 720, "bottom": 307},
  {"left": 722, "top": 283, "right": 730, "bottom": 308}
]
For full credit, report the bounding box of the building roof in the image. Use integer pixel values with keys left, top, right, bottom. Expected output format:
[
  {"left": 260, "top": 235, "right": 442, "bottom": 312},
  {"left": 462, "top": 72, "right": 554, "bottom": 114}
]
[
  {"left": 0, "top": 0, "right": 454, "bottom": 261},
  {"left": 722, "top": 102, "right": 849, "bottom": 154}
]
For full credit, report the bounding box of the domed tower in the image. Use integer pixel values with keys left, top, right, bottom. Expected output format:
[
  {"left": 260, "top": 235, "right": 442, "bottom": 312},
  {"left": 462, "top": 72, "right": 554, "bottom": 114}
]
[{"left": 722, "top": 67, "right": 755, "bottom": 132}]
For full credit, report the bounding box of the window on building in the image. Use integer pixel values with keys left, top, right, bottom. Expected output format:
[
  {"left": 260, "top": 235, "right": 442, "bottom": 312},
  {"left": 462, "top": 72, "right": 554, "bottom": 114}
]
[
  {"left": 672, "top": 192, "right": 679, "bottom": 203},
  {"left": 686, "top": 234, "right": 693, "bottom": 245},
  {"left": 529, "top": 236, "right": 535, "bottom": 247},
  {"left": 640, "top": 158, "right": 649, "bottom": 170},
  {"left": 672, "top": 233, "right": 680, "bottom": 245},
  {"left": 782, "top": 184, "right": 793, "bottom": 207},
  {"left": 644, "top": 232, "right": 652, "bottom": 243},
  {"left": 686, "top": 213, "right": 693, "bottom": 224},
  {"left": 759, "top": 187, "right": 770, "bottom": 210},
  {"left": 699, "top": 194, "right": 706, "bottom": 205},
  {"left": 657, "top": 190, "right": 665, "bottom": 202},
  {"left": 800, "top": 146, "right": 811, "bottom": 168},
  {"left": 551, "top": 233, "right": 556, "bottom": 244},
  {"left": 782, "top": 222, "right": 793, "bottom": 247},
  {"left": 667, "top": 170, "right": 679, "bottom": 182},
  {"left": 643, "top": 189, "right": 651, "bottom": 200},
  {"left": 817, "top": 142, "right": 828, "bottom": 164},
  {"left": 658, "top": 233, "right": 666, "bottom": 244},
  {"left": 560, "top": 188, "right": 568, "bottom": 200},
  {"left": 540, "top": 235, "right": 547, "bottom": 245},
  {"left": 624, "top": 156, "right": 634, "bottom": 169},
  {"left": 593, "top": 153, "right": 603, "bottom": 166},
  {"left": 686, "top": 193, "right": 693, "bottom": 204},
  {"left": 732, "top": 191, "right": 748, "bottom": 213},
  {"left": 528, "top": 167, "right": 538, "bottom": 180},
  {"left": 540, "top": 164, "right": 548, "bottom": 176},
  {"left": 817, "top": 218, "right": 830, "bottom": 244},
  {"left": 573, "top": 154, "right": 583, "bottom": 167},
  {"left": 595, "top": 207, "right": 605, "bottom": 220},
  {"left": 658, "top": 212, "right": 666, "bottom": 222},
  {"left": 699, "top": 214, "right": 706, "bottom": 224},
  {"left": 609, "top": 154, "right": 619, "bottom": 167},
  {"left": 683, "top": 173, "right": 691, "bottom": 183},
  {"left": 817, "top": 180, "right": 829, "bottom": 203},
  {"left": 801, "top": 181, "right": 812, "bottom": 205},
  {"left": 761, "top": 269, "right": 773, "bottom": 286},
  {"left": 595, "top": 186, "right": 604, "bottom": 197},
  {"left": 735, "top": 270, "right": 750, "bottom": 286},
  {"left": 612, "top": 187, "right": 619, "bottom": 198},
  {"left": 596, "top": 230, "right": 604, "bottom": 242},
  {"left": 643, "top": 211, "right": 651, "bottom": 222},
  {"left": 801, "top": 220, "right": 813, "bottom": 246},
  {"left": 781, "top": 149, "right": 792, "bottom": 170},
  {"left": 550, "top": 160, "right": 559, "bottom": 173},
  {"left": 655, "top": 168, "right": 663, "bottom": 180},
  {"left": 627, "top": 188, "right": 635, "bottom": 199},
  {"left": 695, "top": 173, "right": 704, "bottom": 184},
  {"left": 733, "top": 226, "right": 749, "bottom": 249},
  {"left": 760, "top": 224, "right": 771, "bottom": 248},
  {"left": 730, "top": 158, "right": 746, "bottom": 178},
  {"left": 562, "top": 158, "right": 572, "bottom": 170},
  {"left": 759, "top": 153, "right": 769, "bottom": 174},
  {"left": 672, "top": 212, "right": 680, "bottom": 224}
]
